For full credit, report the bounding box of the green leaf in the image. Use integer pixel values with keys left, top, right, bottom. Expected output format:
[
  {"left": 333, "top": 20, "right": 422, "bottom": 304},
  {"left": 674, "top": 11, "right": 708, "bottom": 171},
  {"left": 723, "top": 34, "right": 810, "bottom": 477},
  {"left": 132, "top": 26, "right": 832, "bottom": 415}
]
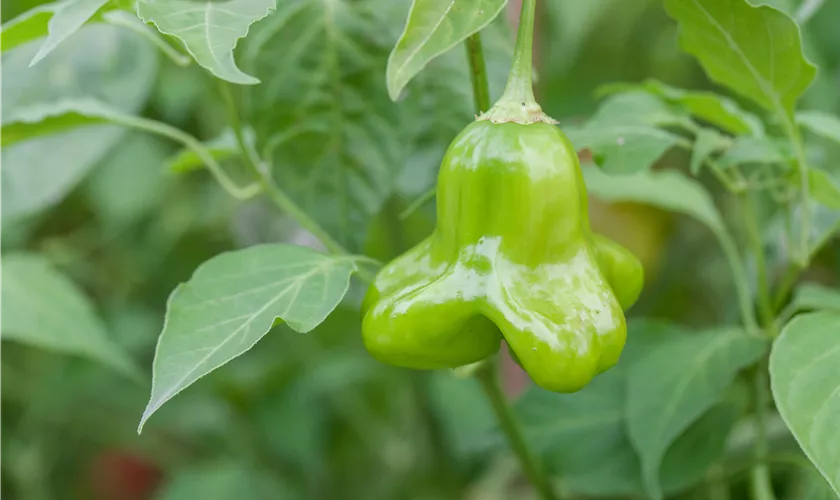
[
  {"left": 599, "top": 79, "right": 764, "bottom": 136},
  {"left": 30, "top": 0, "right": 110, "bottom": 66},
  {"left": 386, "top": 0, "right": 507, "bottom": 101},
  {"left": 1, "top": 24, "right": 157, "bottom": 221},
  {"left": 798, "top": 110, "right": 840, "bottom": 144},
  {"left": 784, "top": 283, "right": 840, "bottom": 319},
  {"left": 0, "top": 0, "right": 113, "bottom": 61},
  {"left": 717, "top": 135, "right": 792, "bottom": 169},
  {"left": 627, "top": 327, "right": 767, "bottom": 499},
  {"left": 101, "top": 10, "right": 192, "bottom": 66},
  {"left": 665, "top": 0, "right": 816, "bottom": 117},
  {"left": 156, "top": 462, "right": 300, "bottom": 500},
  {"left": 691, "top": 127, "right": 729, "bottom": 175},
  {"left": 1, "top": 254, "right": 139, "bottom": 379},
  {"left": 516, "top": 320, "right": 741, "bottom": 497},
  {"left": 770, "top": 312, "right": 840, "bottom": 496},
  {"left": 136, "top": 0, "right": 275, "bottom": 85},
  {"left": 1, "top": 98, "right": 259, "bottom": 200},
  {"left": 566, "top": 94, "right": 685, "bottom": 174},
  {"left": 809, "top": 168, "right": 840, "bottom": 210},
  {"left": 584, "top": 167, "right": 724, "bottom": 235},
  {"left": 138, "top": 245, "right": 358, "bottom": 432},
  {"left": 244, "top": 1, "right": 411, "bottom": 250},
  {"left": 1, "top": 5, "right": 56, "bottom": 53}
]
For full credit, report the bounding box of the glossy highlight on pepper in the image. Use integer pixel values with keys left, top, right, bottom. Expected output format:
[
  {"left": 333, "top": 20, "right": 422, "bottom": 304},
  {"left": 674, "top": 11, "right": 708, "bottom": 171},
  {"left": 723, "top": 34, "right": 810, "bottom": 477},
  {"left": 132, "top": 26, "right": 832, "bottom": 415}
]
[{"left": 361, "top": 120, "right": 643, "bottom": 393}]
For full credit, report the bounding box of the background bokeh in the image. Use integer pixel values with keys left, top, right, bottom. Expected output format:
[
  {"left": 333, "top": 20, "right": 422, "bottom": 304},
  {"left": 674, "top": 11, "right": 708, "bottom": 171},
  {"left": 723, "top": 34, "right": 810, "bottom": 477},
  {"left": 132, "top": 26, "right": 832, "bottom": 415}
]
[{"left": 2, "top": 0, "right": 839, "bottom": 499}]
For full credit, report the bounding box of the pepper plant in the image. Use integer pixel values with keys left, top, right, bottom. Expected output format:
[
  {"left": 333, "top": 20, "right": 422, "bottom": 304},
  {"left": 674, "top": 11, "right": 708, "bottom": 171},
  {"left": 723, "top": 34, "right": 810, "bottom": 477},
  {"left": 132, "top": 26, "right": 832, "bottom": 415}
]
[{"left": 1, "top": 0, "right": 839, "bottom": 499}]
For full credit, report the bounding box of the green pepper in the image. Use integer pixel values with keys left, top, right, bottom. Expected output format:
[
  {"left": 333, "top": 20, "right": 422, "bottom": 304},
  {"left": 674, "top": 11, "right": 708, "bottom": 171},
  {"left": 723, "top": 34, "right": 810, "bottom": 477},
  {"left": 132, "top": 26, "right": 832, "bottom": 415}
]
[{"left": 361, "top": 1, "right": 642, "bottom": 393}]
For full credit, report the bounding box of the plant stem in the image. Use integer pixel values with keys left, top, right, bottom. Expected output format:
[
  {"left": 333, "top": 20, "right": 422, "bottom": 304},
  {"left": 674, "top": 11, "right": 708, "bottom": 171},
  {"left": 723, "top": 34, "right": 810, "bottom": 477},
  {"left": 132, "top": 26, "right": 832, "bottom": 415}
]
[
  {"left": 742, "top": 192, "right": 777, "bottom": 336},
  {"left": 465, "top": 32, "right": 491, "bottom": 113},
  {"left": 780, "top": 114, "right": 811, "bottom": 266},
  {"left": 476, "top": 358, "right": 558, "bottom": 500},
  {"left": 478, "top": 0, "right": 555, "bottom": 124},
  {"left": 218, "top": 82, "right": 349, "bottom": 257},
  {"left": 750, "top": 364, "right": 776, "bottom": 500}
]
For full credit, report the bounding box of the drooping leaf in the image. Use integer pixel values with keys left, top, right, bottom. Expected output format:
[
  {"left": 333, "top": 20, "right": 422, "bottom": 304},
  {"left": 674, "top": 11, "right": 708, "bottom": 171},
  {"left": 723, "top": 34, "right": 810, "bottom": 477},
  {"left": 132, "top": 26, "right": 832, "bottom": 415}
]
[
  {"left": 690, "top": 127, "right": 730, "bottom": 175},
  {"left": 798, "top": 110, "right": 840, "bottom": 144},
  {"left": 101, "top": 10, "right": 192, "bottom": 66},
  {"left": 565, "top": 92, "right": 687, "bottom": 174},
  {"left": 386, "top": 0, "right": 507, "bottom": 101},
  {"left": 626, "top": 327, "right": 766, "bottom": 499},
  {"left": 1, "top": 24, "right": 157, "bottom": 221},
  {"left": 665, "top": 0, "right": 816, "bottom": 117},
  {"left": 137, "top": 0, "right": 275, "bottom": 85},
  {"left": 598, "top": 79, "right": 764, "bottom": 136},
  {"left": 243, "top": 0, "right": 411, "bottom": 250},
  {"left": 138, "top": 244, "right": 358, "bottom": 432},
  {"left": 770, "top": 312, "right": 840, "bottom": 496},
  {"left": 1, "top": 254, "right": 139, "bottom": 378}
]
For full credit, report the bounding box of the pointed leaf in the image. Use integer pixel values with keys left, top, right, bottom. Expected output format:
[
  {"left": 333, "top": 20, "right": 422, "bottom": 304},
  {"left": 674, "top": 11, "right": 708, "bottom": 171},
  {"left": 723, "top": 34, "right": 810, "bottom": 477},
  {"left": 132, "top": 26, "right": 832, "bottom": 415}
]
[
  {"left": 770, "top": 312, "right": 840, "bottom": 496},
  {"left": 1, "top": 254, "right": 139, "bottom": 378},
  {"left": 138, "top": 244, "right": 358, "bottom": 432},
  {"left": 2, "top": 5, "right": 55, "bottom": 53},
  {"left": 626, "top": 327, "right": 766, "bottom": 499},
  {"left": 137, "top": 0, "right": 275, "bottom": 85},
  {"left": 29, "top": 0, "right": 110, "bottom": 66},
  {"left": 386, "top": 0, "right": 507, "bottom": 100},
  {"left": 665, "top": 0, "right": 816, "bottom": 117}
]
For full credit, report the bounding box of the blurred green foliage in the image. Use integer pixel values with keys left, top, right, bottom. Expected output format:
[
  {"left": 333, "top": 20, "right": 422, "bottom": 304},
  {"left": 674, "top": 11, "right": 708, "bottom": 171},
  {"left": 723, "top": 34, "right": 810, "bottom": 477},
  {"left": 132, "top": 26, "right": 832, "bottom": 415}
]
[{"left": 1, "top": 0, "right": 839, "bottom": 499}]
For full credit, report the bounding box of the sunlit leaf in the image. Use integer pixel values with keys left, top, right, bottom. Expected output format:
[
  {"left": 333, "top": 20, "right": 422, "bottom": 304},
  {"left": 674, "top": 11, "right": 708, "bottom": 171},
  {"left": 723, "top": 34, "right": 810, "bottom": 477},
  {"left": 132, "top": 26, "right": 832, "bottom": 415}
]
[
  {"left": 386, "top": 0, "right": 506, "bottom": 101},
  {"left": 1, "top": 4, "right": 56, "bottom": 53},
  {"left": 138, "top": 244, "right": 358, "bottom": 432},
  {"left": 627, "top": 327, "right": 766, "bottom": 499},
  {"left": 1, "top": 254, "right": 140, "bottom": 379},
  {"left": 770, "top": 312, "right": 840, "bottom": 496},
  {"left": 137, "top": 0, "right": 275, "bottom": 84},
  {"left": 798, "top": 110, "right": 840, "bottom": 144},
  {"left": 665, "top": 0, "right": 815, "bottom": 117}
]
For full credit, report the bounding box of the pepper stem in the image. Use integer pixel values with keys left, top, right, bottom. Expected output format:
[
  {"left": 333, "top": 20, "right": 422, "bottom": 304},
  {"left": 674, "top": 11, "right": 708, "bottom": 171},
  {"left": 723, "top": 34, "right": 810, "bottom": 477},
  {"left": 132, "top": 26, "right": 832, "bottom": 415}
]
[{"left": 478, "top": 0, "right": 556, "bottom": 125}]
